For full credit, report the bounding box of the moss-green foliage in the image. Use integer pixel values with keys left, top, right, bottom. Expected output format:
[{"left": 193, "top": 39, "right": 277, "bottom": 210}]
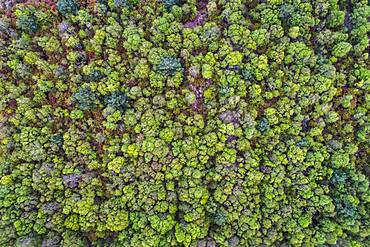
[
  {"left": 332, "top": 41, "right": 352, "bottom": 58},
  {"left": 0, "top": 0, "right": 369, "bottom": 246}
]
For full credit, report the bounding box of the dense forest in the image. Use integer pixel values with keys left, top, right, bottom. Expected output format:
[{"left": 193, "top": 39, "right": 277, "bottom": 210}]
[{"left": 0, "top": 0, "right": 369, "bottom": 246}]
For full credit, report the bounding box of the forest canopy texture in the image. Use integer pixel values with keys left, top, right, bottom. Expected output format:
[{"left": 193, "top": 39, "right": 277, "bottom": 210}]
[{"left": 0, "top": 0, "right": 369, "bottom": 246}]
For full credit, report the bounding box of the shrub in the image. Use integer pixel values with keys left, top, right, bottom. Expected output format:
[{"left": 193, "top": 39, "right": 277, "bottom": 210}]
[
  {"left": 17, "top": 15, "right": 38, "bottom": 34},
  {"left": 73, "top": 88, "right": 98, "bottom": 110},
  {"left": 157, "top": 56, "right": 183, "bottom": 76},
  {"left": 57, "top": 0, "right": 79, "bottom": 16},
  {"left": 104, "top": 90, "right": 128, "bottom": 112},
  {"left": 332, "top": 42, "right": 352, "bottom": 58}
]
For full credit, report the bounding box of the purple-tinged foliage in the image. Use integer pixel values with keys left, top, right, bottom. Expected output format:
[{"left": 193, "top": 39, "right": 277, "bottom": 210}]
[
  {"left": 57, "top": 21, "right": 69, "bottom": 34},
  {"left": 219, "top": 110, "right": 241, "bottom": 126},
  {"left": 0, "top": 0, "right": 369, "bottom": 246},
  {"left": 42, "top": 235, "right": 61, "bottom": 247},
  {"left": 42, "top": 201, "right": 61, "bottom": 214},
  {"left": 184, "top": 11, "right": 206, "bottom": 28},
  {"left": 189, "top": 79, "right": 211, "bottom": 111},
  {"left": 62, "top": 174, "right": 81, "bottom": 188}
]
